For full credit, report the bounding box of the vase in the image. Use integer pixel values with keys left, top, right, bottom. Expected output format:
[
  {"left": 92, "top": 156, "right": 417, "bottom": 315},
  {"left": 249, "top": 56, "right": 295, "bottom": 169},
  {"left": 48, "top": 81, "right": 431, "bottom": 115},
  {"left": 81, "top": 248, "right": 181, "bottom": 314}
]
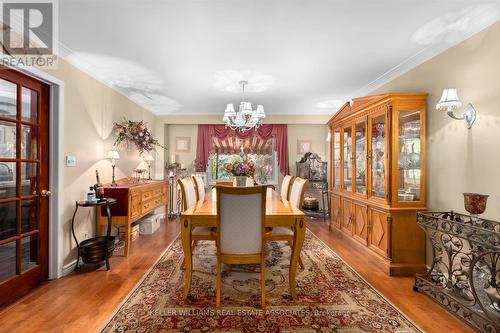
[
  {"left": 463, "top": 193, "right": 489, "bottom": 222},
  {"left": 235, "top": 176, "right": 247, "bottom": 187}
]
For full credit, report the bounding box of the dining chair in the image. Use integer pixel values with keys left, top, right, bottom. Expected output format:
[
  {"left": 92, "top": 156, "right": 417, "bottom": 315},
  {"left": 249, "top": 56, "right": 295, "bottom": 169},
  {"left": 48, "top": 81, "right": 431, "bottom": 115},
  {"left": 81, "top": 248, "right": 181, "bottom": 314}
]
[
  {"left": 280, "top": 175, "right": 295, "bottom": 200},
  {"left": 192, "top": 175, "right": 206, "bottom": 202},
  {"left": 178, "top": 177, "right": 215, "bottom": 261},
  {"left": 268, "top": 177, "right": 308, "bottom": 269},
  {"left": 215, "top": 185, "right": 267, "bottom": 308}
]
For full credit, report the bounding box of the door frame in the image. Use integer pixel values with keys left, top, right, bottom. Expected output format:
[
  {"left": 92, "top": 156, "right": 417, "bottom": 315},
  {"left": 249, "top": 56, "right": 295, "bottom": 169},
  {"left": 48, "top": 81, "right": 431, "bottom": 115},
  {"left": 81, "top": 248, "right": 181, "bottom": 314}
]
[{"left": 1, "top": 56, "right": 65, "bottom": 279}]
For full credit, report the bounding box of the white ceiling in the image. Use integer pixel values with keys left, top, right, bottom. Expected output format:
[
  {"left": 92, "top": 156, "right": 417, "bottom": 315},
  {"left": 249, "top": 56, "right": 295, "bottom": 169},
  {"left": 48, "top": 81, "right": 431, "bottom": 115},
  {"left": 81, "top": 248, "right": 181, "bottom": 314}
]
[{"left": 57, "top": 0, "right": 500, "bottom": 115}]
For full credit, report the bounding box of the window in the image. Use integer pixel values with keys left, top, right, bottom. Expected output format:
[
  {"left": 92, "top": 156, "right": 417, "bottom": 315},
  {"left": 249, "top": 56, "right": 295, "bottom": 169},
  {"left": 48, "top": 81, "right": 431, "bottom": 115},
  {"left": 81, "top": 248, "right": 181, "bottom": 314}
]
[{"left": 208, "top": 138, "right": 278, "bottom": 185}]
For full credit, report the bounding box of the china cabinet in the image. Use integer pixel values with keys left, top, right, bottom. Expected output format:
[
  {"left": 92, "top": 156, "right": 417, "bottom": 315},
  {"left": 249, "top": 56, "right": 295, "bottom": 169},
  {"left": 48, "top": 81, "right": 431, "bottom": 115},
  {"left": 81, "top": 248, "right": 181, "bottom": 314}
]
[{"left": 327, "top": 92, "right": 427, "bottom": 276}]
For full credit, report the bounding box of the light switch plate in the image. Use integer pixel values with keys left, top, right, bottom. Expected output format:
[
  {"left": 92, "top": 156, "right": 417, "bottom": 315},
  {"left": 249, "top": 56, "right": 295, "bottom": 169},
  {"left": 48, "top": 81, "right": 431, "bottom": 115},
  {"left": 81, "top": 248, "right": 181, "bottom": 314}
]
[{"left": 66, "top": 155, "right": 76, "bottom": 167}]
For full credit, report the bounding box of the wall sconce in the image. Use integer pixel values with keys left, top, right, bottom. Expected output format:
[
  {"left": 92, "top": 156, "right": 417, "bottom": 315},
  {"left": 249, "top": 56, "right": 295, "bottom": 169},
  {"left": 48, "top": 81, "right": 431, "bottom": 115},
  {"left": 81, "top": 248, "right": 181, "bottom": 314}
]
[{"left": 436, "top": 88, "right": 477, "bottom": 129}]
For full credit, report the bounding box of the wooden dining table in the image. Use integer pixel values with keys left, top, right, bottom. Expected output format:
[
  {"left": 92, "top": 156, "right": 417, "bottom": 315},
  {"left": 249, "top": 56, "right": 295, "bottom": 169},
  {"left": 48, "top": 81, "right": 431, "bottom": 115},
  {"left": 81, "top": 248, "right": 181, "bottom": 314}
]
[{"left": 180, "top": 187, "right": 306, "bottom": 300}]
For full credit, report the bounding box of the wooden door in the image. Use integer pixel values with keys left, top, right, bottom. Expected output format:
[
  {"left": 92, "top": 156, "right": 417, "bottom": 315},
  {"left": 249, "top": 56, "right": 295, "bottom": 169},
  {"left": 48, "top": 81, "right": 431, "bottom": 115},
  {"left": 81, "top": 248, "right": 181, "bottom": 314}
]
[
  {"left": 340, "top": 198, "right": 353, "bottom": 235},
  {"left": 329, "top": 194, "right": 341, "bottom": 229},
  {"left": 368, "top": 208, "right": 390, "bottom": 258},
  {"left": 353, "top": 203, "right": 368, "bottom": 245},
  {"left": 0, "top": 66, "right": 50, "bottom": 307}
]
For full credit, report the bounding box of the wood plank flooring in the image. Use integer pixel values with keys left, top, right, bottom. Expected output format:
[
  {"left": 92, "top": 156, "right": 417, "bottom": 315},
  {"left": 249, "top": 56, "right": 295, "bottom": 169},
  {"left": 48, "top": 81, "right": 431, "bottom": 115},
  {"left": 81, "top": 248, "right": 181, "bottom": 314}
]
[{"left": 0, "top": 218, "right": 473, "bottom": 333}]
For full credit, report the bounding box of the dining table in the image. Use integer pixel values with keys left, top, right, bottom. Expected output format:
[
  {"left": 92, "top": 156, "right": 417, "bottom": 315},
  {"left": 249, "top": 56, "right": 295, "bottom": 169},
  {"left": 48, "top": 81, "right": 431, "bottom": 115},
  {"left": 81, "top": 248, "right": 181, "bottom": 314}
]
[{"left": 180, "top": 186, "right": 306, "bottom": 300}]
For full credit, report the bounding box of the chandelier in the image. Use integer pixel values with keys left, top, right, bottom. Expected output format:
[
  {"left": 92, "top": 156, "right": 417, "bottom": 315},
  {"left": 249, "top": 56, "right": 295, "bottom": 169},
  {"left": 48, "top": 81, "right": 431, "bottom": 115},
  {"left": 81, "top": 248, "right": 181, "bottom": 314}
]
[{"left": 222, "top": 80, "right": 266, "bottom": 132}]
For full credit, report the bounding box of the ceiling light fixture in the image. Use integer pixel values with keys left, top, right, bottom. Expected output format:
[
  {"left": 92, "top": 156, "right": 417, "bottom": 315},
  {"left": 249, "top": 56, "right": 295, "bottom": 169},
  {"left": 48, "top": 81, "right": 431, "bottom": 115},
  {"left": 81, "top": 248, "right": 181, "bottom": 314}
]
[{"left": 222, "top": 80, "right": 265, "bottom": 132}]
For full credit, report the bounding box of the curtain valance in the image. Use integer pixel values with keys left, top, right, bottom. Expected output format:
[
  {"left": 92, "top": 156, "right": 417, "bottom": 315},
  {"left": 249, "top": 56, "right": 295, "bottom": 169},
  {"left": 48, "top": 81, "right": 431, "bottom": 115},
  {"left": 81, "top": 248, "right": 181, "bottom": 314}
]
[{"left": 196, "top": 124, "right": 289, "bottom": 175}]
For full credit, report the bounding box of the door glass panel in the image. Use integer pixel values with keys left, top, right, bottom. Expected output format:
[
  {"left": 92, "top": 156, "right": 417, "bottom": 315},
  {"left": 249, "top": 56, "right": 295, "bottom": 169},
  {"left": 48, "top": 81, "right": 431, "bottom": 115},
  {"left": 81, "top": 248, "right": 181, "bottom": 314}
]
[
  {"left": 0, "top": 120, "right": 16, "bottom": 158},
  {"left": 21, "top": 125, "right": 37, "bottom": 160},
  {"left": 343, "top": 127, "right": 352, "bottom": 192},
  {"left": 21, "top": 234, "right": 38, "bottom": 272},
  {"left": 0, "top": 242, "right": 17, "bottom": 282},
  {"left": 0, "top": 161, "right": 16, "bottom": 199},
  {"left": 0, "top": 201, "right": 17, "bottom": 240},
  {"left": 21, "top": 199, "right": 38, "bottom": 233},
  {"left": 371, "top": 115, "right": 386, "bottom": 198},
  {"left": 398, "top": 110, "right": 421, "bottom": 201},
  {"left": 333, "top": 129, "right": 340, "bottom": 189},
  {"left": 22, "top": 87, "right": 38, "bottom": 123},
  {"left": 0, "top": 79, "right": 17, "bottom": 119},
  {"left": 355, "top": 122, "right": 366, "bottom": 194},
  {"left": 21, "top": 162, "right": 37, "bottom": 197}
]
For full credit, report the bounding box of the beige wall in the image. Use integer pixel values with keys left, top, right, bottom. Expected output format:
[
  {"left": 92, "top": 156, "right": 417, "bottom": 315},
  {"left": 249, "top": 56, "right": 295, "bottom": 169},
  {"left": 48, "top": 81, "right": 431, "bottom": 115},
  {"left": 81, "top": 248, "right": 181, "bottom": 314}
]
[
  {"left": 165, "top": 124, "right": 198, "bottom": 174},
  {"left": 43, "top": 59, "right": 158, "bottom": 266},
  {"left": 287, "top": 124, "right": 329, "bottom": 176},
  {"left": 374, "top": 21, "right": 500, "bottom": 220}
]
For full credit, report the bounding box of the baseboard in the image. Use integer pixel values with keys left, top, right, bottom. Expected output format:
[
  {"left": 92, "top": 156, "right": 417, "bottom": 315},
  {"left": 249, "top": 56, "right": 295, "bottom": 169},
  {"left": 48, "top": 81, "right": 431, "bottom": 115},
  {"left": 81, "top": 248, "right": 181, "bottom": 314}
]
[{"left": 61, "top": 260, "right": 77, "bottom": 277}]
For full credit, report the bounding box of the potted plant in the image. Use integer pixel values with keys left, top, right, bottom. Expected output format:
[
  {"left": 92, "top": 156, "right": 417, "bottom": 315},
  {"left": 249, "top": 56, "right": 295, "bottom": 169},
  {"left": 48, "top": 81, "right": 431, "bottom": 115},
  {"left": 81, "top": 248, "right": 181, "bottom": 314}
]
[{"left": 225, "top": 159, "right": 255, "bottom": 187}]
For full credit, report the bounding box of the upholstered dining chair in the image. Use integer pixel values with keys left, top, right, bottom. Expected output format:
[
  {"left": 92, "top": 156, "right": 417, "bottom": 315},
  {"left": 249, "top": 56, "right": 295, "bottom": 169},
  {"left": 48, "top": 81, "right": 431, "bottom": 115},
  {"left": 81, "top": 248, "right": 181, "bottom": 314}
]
[
  {"left": 192, "top": 175, "right": 206, "bottom": 202},
  {"left": 280, "top": 175, "right": 295, "bottom": 201},
  {"left": 268, "top": 177, "right": 308, "bottom": 269},
  {"left": 215, "top": 185, "right": 268, "bottom": 308},
  {"left": 178, "top": 177, "right": 216, "bottom": 265}
]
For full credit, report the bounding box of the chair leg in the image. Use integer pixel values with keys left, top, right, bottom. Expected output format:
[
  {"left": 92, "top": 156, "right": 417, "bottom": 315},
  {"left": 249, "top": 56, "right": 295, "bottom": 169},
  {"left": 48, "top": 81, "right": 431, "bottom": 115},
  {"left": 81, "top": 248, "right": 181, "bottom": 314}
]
[
  {"left": 216, "top": 256, "right": 222, "bottom": 308},
  {"left": 288, "top": 240, "right": 304, "bottom": 269},
  {"left": 261, "top": 257, "right": 266, "bottom": 309}
]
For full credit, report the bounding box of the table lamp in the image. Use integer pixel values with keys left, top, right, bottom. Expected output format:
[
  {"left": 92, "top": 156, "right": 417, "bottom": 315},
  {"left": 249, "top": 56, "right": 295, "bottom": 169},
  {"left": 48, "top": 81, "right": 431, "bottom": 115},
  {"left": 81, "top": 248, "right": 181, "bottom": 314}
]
[
  {"left": 107, "top": 148, "right": 120, "bottom": 186},
  {"left": 145, "top": 153, "right": 154, "bottom": 180}
]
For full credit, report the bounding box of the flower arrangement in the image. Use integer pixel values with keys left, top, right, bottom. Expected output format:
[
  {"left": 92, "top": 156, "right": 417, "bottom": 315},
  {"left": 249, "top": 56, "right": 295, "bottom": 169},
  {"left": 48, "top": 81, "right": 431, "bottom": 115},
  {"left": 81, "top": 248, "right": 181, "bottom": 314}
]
[
  {"left": 224, "top": 158, "right": 255, "bottom": 177},
  {"left": 113, "top": 119, "right": 164, "bottom": 154}
]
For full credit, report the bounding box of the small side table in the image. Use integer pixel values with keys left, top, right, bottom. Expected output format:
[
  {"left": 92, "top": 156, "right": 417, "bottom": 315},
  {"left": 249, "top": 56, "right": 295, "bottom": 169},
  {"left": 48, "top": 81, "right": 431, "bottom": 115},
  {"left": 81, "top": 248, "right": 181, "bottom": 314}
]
[{"left": 71, "top": 198, "right": 117, "bottom": 271}]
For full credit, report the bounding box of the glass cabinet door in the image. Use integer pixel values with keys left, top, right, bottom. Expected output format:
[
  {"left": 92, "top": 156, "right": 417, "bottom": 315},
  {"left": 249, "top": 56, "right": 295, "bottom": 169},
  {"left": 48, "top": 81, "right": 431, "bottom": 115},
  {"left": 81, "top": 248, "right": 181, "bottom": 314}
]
[
  {"left": 333, "top": 129, "right": 341, "bottom": 189},
  {"left": 355, "top": 122, "right": 366, "bottom": 195},
  {"left": 371, "top": 114, "right": 386, "bottom": 199},
  {"left": 343, "top": 126, "right": 352, "bottom": 192},
  {"left": 397, "top": 109, "right": 421, "bottom": 202}
]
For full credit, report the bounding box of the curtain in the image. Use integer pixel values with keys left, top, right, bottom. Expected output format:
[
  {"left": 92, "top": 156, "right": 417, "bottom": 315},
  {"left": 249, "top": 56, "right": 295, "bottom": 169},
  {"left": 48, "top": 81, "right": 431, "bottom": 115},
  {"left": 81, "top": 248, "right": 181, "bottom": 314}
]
[{"left": 196, "top": 124, "right": 289, "bottom": 175}]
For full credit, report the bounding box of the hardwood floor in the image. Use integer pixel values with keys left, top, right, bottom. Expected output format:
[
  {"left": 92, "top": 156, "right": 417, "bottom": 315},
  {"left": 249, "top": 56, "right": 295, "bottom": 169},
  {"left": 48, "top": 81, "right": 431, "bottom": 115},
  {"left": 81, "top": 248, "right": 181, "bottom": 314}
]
[{"left": 0, "top": 218, "right": 473, "bottom": 333}]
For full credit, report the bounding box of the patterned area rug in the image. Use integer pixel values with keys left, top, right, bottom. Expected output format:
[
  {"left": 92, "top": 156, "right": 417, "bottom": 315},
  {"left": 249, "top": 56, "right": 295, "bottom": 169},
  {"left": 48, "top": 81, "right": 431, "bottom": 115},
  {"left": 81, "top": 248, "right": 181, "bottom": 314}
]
[{"left": 102, "top": 230, "right": 422, "bottom": 332}]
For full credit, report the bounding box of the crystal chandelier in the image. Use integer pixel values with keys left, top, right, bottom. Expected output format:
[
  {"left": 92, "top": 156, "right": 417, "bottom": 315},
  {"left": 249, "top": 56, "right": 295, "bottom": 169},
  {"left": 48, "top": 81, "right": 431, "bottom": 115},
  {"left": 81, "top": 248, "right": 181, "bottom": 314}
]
[{"left": 222, "top": 80, "right": 265, "bottom": 132}]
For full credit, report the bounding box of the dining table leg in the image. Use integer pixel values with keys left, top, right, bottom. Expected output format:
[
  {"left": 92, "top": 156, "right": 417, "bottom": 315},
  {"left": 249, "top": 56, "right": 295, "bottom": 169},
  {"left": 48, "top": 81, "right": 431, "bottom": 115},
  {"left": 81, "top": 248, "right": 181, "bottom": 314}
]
[
  {"left": 180, "top": 216, "right": 193, "bottom": 299},
  {"left": 289, "top": 217, "right": 306, "bottom": 299}
]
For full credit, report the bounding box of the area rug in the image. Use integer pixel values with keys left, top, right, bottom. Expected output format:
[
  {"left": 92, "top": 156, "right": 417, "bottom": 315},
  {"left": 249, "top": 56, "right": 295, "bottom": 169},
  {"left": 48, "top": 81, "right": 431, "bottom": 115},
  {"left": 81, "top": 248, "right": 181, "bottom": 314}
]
[{"left": 101, "top": 230, "right": 422, "bottom": 333}]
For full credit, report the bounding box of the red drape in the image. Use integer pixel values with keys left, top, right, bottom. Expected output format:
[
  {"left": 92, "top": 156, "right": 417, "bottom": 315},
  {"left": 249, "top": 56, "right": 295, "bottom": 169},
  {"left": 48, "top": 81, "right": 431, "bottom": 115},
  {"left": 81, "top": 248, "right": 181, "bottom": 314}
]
[{"left": 196, "top": 124, "right": 289, "bottom": 175}]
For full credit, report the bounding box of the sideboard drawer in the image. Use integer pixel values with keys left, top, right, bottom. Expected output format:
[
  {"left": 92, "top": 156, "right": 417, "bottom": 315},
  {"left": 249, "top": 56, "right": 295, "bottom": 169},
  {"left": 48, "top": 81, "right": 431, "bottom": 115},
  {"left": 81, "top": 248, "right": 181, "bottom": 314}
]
[
  {"left": 141, "top": 197, "right": 162, "bottom": 213},
  {"left": 153, "top": 186, "right": 162, "bottom": 197},
  {"left": 141, "top": 190, "right": 154, "bottom": 201}
]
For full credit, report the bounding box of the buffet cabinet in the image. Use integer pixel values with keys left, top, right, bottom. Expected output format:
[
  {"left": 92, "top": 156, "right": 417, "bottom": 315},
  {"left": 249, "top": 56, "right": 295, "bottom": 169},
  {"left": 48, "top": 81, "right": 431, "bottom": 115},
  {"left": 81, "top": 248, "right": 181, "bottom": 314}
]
[{"left": 327, "top": 93, "right": 427, "bottom": 276}]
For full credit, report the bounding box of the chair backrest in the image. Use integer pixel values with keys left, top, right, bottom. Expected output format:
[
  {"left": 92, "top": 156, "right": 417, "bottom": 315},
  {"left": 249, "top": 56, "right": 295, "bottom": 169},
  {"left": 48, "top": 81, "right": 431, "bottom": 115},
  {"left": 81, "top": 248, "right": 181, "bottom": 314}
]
[
  {"left": 192, "top": 175, "right": 205, "bottom": 201},
  {"left": 280, "top": 175, "right": 295, "bottom": 200},
  {"left": 177, "top": 177, "right": 198, "bottom": 211},
  {"left": 289, "top": 177, "right": 308, "bottom": 210},
  {"left": 216, "top": 185, "right": 267, "bottom": 255}
]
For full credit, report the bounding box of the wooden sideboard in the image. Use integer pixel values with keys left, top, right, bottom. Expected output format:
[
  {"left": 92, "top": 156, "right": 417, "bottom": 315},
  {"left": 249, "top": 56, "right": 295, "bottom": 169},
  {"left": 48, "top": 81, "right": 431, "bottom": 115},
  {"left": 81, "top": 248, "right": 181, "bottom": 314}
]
[
  {"left": 327, "top": 93, "right": 427, "bottom": 276},
  {"left": 97, "top": 178, "right": 168, "bottom": 255}
]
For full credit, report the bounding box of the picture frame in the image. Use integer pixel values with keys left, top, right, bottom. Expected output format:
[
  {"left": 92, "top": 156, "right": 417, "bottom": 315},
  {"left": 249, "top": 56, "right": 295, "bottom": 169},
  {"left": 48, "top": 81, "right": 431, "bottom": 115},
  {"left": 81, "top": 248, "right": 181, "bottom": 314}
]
[
  {"left": 175, "top": 137, "right": 191, "bottom": 153},
  {"left": 297, "top": 139, "right": 312, "bottom": 154}
]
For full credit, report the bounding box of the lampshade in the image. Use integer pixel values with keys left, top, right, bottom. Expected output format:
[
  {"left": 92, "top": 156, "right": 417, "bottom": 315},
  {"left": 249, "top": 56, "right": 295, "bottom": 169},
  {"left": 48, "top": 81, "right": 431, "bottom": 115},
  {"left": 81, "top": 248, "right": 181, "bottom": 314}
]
[
  {"left": 436, "top": 88, "right": 462, "bottom": 111},
  {"left": 144, "top": 153, "right": 154, "bottom": 161},
  {"left": 224, "top": 103, "right": 236, "bottom": 116},
  {"left": 240, "top": 102, "right": 253, "bottom": 116},
  {"left": 107, "top": 148, "right": 120, "bottom": 160},
  {"left": 255, "top": 105, "right": 265, "bottom": 118}
]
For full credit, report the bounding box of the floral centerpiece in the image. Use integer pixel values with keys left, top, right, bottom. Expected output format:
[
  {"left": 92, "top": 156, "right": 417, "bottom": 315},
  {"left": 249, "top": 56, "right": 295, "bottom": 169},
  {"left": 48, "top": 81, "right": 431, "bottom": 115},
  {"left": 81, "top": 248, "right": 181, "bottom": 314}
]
[
  {"left": 225, "top": 159, "right": 255, "bottom": 186},
  {"left": 113, "top": 119, "right": 165, "bottom": 155}
]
